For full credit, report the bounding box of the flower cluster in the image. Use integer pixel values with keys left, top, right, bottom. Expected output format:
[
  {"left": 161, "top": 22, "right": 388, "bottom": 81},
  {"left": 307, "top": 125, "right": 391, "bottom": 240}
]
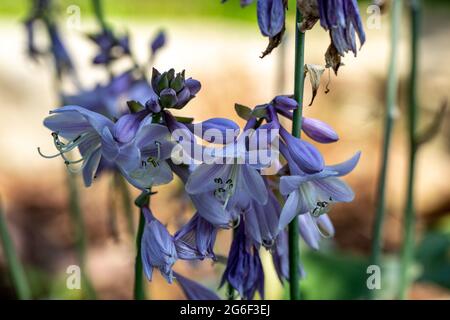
[{"left": 37, "top": 0, "right": 362, "bottom": 301}]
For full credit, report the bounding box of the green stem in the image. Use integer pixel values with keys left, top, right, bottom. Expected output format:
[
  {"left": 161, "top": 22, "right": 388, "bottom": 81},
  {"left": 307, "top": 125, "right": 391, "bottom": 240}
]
[
  {"left": 0, "top": 199, "right": 31, "bottom": 299},
  {"left": 289, "top": 8, "right": 306, "bottom": 301},
  {"left": 399, "top": 0, "right": 421, "bottom": 300},
  {"left": 91, "top": 0, "right": 108, "bottom": 31},
  {"left": 67, "top": 173, "right": 96, "bottom": 299},
  {"left": 133, "top": 191, "right": 150, "bottom": 300},
  {"left": 369, "top": 0, "right": 402, "bottom": 299}
]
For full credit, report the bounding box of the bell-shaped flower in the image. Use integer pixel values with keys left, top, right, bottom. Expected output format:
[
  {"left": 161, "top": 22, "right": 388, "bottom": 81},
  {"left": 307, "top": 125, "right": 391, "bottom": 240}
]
[
  {"left": 278, "top": 151, "right": 360, "bottom": 231},
  {"left": 271, "top": 230, "right": 306, "bottom": 283},
  {"left": 298, "top": 213, "right": 335, "bottom": 250},
  {"left": 174, "top": 272, "right": 221, "bottom": 300},
  {"left": 185, "top": 128, "right": 271, "bottom": 219},
  {"left": 243, "top": 190, "right": 280, "bottom": 248},
  {"left": 42, "top": 105, "right": 115, "bottom": 186},
  {"left": 279, "top": 126, "right": 324, "bottom": 174},
  {"left": 317, "top": 0, "right": 366, "bottom": 56},
  {"left": 257, "top": 0, "right": 286, "bottom": 37},
  {"left": 220, "top": 222, "right": 265, "bottom": 300},
  {"left": 141, "top": 207, "right": 178, "bottom": 283},
  {"left": 174, "top": 213, "right": 218, "bottom": 260}
]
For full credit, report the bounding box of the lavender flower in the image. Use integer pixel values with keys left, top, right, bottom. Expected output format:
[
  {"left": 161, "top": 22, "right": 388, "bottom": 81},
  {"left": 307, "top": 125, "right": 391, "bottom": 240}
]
[
  {"left": 257, "top": 0, "right": 286, "bottom": 37},
  {"left": 174, "top": 213, "right": 218, "bottom": 260},
  {"left": 271, "top": 230, "right": 306, "bottom": 282},
  {"left": 141, "top": 207, "right": 177, "bottom": 283},
  {"left": 298, "top": 213, "right": 335, "bottom": 250},
  {"left": 243, "top": 189, "right": 280, "bottom": 248},
  {"left": 278, "top": 151, "right": 361, "bottom": 230},
  {"left": 220, "top": 222, "right": 264, "bottom": 300},
  {"left": 317, "top": 0, "right": 366, "bottom": 56},
  {"left": 42, "top": 105, "right": 174, "bottom": 189}
]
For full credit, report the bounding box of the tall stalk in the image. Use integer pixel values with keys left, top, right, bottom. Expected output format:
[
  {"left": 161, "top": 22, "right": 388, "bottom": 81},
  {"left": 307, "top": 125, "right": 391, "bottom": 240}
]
[
  {"left": 399, "top": 0, "right": 421, "bottom": 300},
  {"left": 289, "top": 8, "right": 306, "bottom": 301},
  {"left": 0, "top": 200, "right": 31, "bottom": 299},
  {"left": 369, "top": 0, "right": 402, "bottom": 299},
  {"left": 133, "top": 191, "right": 150, "bottom": 300}
]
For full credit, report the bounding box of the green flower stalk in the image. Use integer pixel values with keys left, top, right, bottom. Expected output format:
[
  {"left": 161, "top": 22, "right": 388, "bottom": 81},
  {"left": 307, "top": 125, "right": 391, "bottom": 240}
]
[
  {"left": 0, "top": 200, "right": 31, "bottom": 300},
  {"left": 369, "top": 0, "right": 402, "bottom": 299},
  {"left": 399, "top": 0, "right": 421, "bottom": 300},
  {"left": 289, "top": 8, "right": 306, "bottom": 301}
]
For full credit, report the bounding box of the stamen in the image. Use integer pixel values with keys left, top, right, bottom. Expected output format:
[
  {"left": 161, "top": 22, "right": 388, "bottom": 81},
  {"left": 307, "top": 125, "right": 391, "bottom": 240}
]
[
  {"left": 228, "top": 215, "right": 240, "bottom": 229},
  {"left": 262, "top": 238, "right": 275, "bottom": 249},
  {"left": 37, "top": 147, "right": 63, "bottom": 159}
]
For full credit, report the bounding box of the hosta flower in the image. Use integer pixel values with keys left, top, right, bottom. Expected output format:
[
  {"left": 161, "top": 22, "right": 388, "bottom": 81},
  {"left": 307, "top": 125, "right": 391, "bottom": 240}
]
[
  {"left": 141, "top": 207, "right": 178, "bottom": 283},
  {"left": 271, "top": 230, "right": 305, "bottom": 282},
  {"left": 242, "top": 189, "right": 280, "bottom": 248},
  {"left": 89, "top": 29, "right": 131, "bottom": 65},
  {"left": 257, "top": 0, "right": 286, "bottom": 38},
  {"left": 174, "top": 213, "right": 218, "bottom": 260},
  {"left": 317, "top": 0, "right": 366, "bottom": 56},
  {"left": 278, "top": 151, "right": 361, "bottom": 230},
  {"left": 42, "top": 105, "right": 173, "bottom": 189},
  {"left": 298, "top": 212, "right": 335, "bottom": 250},
  {"left": 185, "top": 129, "right": 271, "bottom": 219},
  {"left": 150, "top": 68, "right": 201, "bottom": 110},
  {"left": 220, "top": 222, "right": 264, "bottom": 300},
  {"left": 169, "top": 162, "right": 233, "bottom": 228},
  {"left": 175, "top": 272, "right": 220, "bottom": 300}
]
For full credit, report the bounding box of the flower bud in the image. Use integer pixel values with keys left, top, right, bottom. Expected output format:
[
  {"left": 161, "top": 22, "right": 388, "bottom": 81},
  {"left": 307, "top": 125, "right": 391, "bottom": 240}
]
[{"left": 302, "top": 117, "right": 339, "bottom": 144}]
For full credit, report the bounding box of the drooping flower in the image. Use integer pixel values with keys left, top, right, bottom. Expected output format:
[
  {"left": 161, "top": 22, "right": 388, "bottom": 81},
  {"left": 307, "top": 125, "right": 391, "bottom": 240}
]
[
  {"left": 271, "top": 230, "right": 306, "bottom": 282},
  {"left": 141, "top": 207, "right": 178, "bottom": 283},
  {"left": 317, "top": 0, "right": 366, "bottom": 56},
  {"left": 297, "top": 0, "right": 366, "bottom": 73},
  {"left": 278, "top": 151, "right": 361, "bottom": 230},
  {"left": 174, "top": 272, "right": 221, "bottom": 300},
  {"left": 220, "top": 222, "right": 265, "bottom": 300},
  {"left": 298, "top": 212, "right": 335, "bottom": 250},
  {"left": 174, "top": 213, "right": 218, "bottom": 260},
  {"left": 242, "top": 188, "right": 280, "bottom": 248}
]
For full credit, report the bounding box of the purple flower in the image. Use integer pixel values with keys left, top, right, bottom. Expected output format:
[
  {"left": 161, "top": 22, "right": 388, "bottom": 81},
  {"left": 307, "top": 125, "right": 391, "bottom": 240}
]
[
  {"left": 174, "top": 272, "right": 220, "bottom": 300},
  {"left": 278, "top": 151, "right": 361, "bottom": 230},
  {"left": 185, "top": 118, "right": 240, "bottom": 144},
  {"left": 271, "top": 230, "right": 306, "bottom": 282},
  {"left": 302, "top": 117, "right": 339, "bottom": 144},
  {"left": 298, "top": 213, "right": 335, "bottom": 250},
  {"left": 89, "top": 29, "right": 130, "bottom": 65},
  {"left": 42, "top": 105, "right": 174, "bottom": 189},
  {"left": 141, "top": 207, "right": 177, "bottom": 283},
  {"left": 257, "top": 0, "right": 286, "bottom": 37},
  {"left": 279, "top": 126, "right": 325, "bottom": 174},
  {"left": 220, "top": 222, "right": 264, "bottom": 300},
  {"left": 150, "top": 30, "right": 166, "bottom": 56},
  {"left": 174, "top": 213, "right": 218, "bottom": 260},
  {"left": 242, "top": 189, "right": 280, "bottom": 248},
  {"left": 317, "top": 0, "right": 366, "bottom": 56}
]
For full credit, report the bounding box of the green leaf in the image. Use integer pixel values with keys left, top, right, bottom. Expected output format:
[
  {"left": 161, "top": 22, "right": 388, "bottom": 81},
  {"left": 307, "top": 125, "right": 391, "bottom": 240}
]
[
  {"left": 234, "top": 103, "right": 252, "bottom": 120},
  {"left": 126, "top": 100, "right": 145, "bottom": 113}
]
